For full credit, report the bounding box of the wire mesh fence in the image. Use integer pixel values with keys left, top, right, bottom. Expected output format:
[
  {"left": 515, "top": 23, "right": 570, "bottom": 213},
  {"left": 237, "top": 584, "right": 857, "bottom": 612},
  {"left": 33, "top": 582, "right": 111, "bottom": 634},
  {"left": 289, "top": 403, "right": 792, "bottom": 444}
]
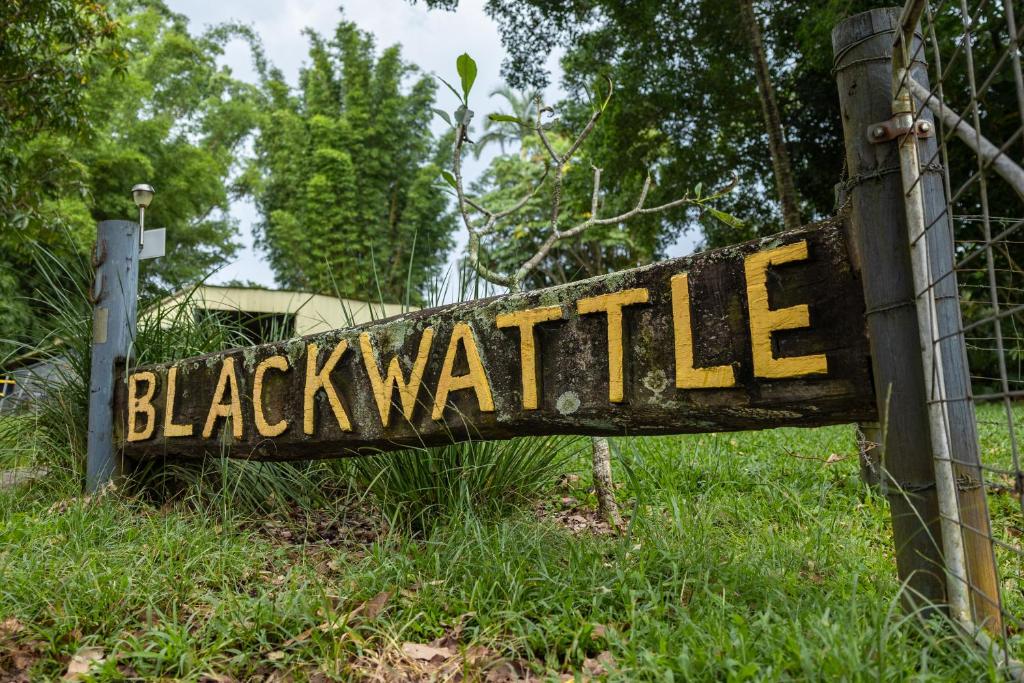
[{"left": 893, "top": 0, "right": 1024, "bottom": 663}]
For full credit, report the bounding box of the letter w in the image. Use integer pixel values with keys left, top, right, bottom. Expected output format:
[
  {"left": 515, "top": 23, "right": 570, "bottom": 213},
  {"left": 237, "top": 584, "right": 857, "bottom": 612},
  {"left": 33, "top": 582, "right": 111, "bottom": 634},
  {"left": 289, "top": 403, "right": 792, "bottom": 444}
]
[{"left": 360, "top": 328, "right": 434, "bottom": 428}]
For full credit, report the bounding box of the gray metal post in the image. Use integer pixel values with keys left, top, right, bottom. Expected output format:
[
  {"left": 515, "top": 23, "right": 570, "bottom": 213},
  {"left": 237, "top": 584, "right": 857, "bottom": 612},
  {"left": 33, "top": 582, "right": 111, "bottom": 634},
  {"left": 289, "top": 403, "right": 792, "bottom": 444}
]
[
  {"left": 86, "top": 220, "right": 140, "bottom": 492},
  {"left": 832, "top": 8, "right": 946, "bottom": 609},
  {"left": 912, "top": 50, "right": 1003, "bottom": 631}
]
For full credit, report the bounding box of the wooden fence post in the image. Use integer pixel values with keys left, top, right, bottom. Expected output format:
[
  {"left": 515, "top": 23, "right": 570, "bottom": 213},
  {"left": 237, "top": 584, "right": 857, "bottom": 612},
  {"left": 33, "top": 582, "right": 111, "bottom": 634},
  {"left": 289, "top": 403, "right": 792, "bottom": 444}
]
[{"left": 832, "top": 8, "right": 947, "bottom": 610}]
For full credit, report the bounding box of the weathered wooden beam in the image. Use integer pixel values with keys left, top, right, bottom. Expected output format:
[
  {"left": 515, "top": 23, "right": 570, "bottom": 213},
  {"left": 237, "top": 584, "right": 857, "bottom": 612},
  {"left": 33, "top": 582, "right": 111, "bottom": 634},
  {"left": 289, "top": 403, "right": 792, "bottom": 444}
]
[{"left": 116, "top": 217, "right": 876, "bottom": 461}]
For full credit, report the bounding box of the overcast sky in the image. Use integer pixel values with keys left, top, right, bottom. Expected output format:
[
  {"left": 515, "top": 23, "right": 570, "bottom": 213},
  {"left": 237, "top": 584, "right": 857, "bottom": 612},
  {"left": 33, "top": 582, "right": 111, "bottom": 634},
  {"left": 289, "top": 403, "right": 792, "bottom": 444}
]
[{"left": 164, "top": 0, "right": 696, "bottom": 291}]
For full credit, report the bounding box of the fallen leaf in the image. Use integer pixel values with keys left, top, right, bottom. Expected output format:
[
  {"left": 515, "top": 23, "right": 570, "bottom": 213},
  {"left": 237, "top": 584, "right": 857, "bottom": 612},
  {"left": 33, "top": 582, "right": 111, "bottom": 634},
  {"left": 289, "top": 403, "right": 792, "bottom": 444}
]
[
  {"left": 12, "top": 649, "right": 36, "bottom": 670},
  {"left": 401, "top": 642, "right": 453, "bottom": 661},
  {"left": 485, "top": 659, "right": 532, "bottom": 682},
  {"left": 362, "top": 590, "right": 391, "bottom": 619},
  {"left": 266, "top": 650, "right": 285, "bottom": 661},
  {"left": 197, "top": 673, "right": 239, "bottom": 683},
  {"left": 0, "top": 617, "right": 24, "bottom": 637},
  {"left": 265, "top": 669, "right": 294, "bottom": 682},
  {"left": 63, "top": 646, "right": 105, "bottom": 681},
  {"left": 590, "top": 624, "right": 608, "bottom": 640},
  {"left": 582, "top": 651, "right": 615, "bottom": 677}
]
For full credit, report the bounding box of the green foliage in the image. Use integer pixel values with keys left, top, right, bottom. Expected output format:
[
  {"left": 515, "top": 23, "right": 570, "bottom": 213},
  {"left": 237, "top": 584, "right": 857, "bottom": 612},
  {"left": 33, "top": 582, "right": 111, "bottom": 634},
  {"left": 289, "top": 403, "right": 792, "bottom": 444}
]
[
  {"left": 349, "top": 436, "right": 582, "bottom": 533},
  {"left": 470, "top": 132, "right": 641, "bottom": 288},
  {"left": 1, "top": 0, "right": 259, "bottom": 360},
  {"left": 415, "top": 0, "right": 878, "bottom": 253},
  {"left": 0, "top": 0, "right": 118, "bottom": 227},
  {"left": 1, "top": 416, "right": 1019, "bottom": 678},
  {"left": 476, "top": 86, "right": 539, "bottom": 157},
  {"left": 248, "top": 20, "right": 456, "bottom": 305}
]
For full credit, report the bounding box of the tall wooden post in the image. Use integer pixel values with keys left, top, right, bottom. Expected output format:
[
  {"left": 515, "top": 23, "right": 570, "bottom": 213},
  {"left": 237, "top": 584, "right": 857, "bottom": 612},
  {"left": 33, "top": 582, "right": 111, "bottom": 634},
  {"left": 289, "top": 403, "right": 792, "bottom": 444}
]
[
  {"left": 832, "top": 8, "right": 947, "bottom": 609},
  {"left": 86, "top": 220, "right": 140, "bottom": 492}
]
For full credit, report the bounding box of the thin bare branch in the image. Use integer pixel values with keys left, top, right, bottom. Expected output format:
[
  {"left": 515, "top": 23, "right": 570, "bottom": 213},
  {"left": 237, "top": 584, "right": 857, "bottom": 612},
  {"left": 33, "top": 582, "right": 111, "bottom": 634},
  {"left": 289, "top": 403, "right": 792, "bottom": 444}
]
[
  {"left": 451, "top": 126, "right": 478, "bottom": 235},
  {"left": 466, "top": 232, "right": 514, "bottom": 287},
  {"left": 447, "top": 82, "right": 731, "bottom": 293},
  {"left": 535, "top": 104, "right": 561, "bottom": 163},
  {"left": 590, "top": 165, "right": 603, "bottom": 218},
  {"left": 562, "top": 106, "right": 604, "bottom": 163}
]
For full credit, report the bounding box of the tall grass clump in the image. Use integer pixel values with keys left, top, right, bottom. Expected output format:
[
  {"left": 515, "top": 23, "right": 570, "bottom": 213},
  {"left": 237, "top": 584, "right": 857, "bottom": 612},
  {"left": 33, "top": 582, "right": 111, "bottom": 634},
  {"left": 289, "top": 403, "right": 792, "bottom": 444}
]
[{"left": 349, "top": 435, "right": 583, "bottom": 533}]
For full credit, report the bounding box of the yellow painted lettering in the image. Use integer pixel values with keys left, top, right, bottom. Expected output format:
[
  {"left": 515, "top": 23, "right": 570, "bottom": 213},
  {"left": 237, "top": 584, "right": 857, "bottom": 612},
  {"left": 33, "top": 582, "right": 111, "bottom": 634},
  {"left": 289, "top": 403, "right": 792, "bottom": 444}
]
[
  {"left": 431, "top": 322, "right": 495, "bottom": 420},
  {"left": 163, "top": 366, "right": 193, "bottom": 437},
  {"left": 254, "top": 355, "right": 289, "bottom": 437},
  {"left": 202, "top": 357, "right": 244, "bottom": 439},
  {"left": 577, "top": 288, "right": 649, "bottom": 402},
  {"left": 671, "top": 274, "right": 735, "bottom": 388},
  {"left": 495, "top": 305, "right": 563, "bottom": 409},
  {"left": 360, "top": 328, "right": 434, "bottom": 428},
  {"left": 744, "top": 240, "right": 828, "bottom": 378},
  {"left": 127, "top": 371, "right": 157, "bottom": 442},
  {"left": 303, "top": 341, "right": 352, "bottom": 434}
]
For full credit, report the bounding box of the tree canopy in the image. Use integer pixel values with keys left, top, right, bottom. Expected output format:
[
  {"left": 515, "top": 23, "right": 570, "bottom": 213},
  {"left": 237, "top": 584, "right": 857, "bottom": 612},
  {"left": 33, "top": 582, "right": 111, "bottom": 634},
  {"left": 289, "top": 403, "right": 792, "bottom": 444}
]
[
  {"left": 1, "top": 0, "right": 259, "bottom": 358},
  {"left": 420, "top": 0, "right": 880, "bottom": 252},
  {"left": 246, "top": 20, "right": 456, "bottom": 305}
]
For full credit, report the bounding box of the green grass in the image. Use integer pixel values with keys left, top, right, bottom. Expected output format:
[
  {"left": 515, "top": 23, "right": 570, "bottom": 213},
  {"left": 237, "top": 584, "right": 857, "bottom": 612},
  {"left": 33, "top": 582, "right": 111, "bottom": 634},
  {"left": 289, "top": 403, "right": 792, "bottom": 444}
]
[{"left": 2, "top": 412, "right": 1020, "bottom": 681}]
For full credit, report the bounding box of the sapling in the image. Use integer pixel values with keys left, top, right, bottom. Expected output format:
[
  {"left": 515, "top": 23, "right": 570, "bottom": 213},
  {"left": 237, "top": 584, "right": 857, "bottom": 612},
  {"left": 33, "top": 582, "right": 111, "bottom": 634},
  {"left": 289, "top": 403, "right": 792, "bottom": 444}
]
[{"left": 436, "top": 54, "right": 741, "bottom": 529}]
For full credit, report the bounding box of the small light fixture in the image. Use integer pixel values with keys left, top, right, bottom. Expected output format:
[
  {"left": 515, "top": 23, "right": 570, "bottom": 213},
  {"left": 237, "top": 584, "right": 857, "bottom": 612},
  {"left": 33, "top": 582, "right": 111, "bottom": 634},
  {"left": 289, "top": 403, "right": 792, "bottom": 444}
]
[{"left": 131, "top": 183, "right": 155, "bottom": 247}]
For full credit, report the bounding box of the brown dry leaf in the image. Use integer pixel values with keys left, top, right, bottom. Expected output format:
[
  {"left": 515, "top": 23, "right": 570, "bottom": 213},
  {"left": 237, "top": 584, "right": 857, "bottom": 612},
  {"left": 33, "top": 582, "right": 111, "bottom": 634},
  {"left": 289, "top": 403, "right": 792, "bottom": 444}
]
[
  {"left": 0, "top": 617, "right": 24, "bottom": 638},
  {"left": 197, "top": 673, "right": 239, "bottom": 683},
  {"left": 590, "top": 624, "right": 608, "bottom": 640},
  {"left": 266, "top": 650, "right": 285, "bottom": 662},
  {"left": 63, "top": 646, "right": 105, "bottom": 681},
  {"left": 367, "top": 591, "right": 392, "bottom": 618},
  {"left": 12, "top": 649, "right": 36, "bottom": 671},
  {"left": 116, "top": 663, "right": 141, "bottom": 679},
  {"left": 581, "top": 651, "right": 615, "bottom": 678},
  {"left": 401, "top": 642, "right": 453, "bottom": 662},
  {"left": 558, "top": 473, "right": 581, "bottom": 488}
]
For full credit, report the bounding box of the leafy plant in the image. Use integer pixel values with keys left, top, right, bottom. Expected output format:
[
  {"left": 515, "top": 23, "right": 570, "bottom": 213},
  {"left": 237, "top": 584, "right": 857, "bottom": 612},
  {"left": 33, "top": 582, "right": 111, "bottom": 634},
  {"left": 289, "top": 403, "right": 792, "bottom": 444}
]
[
  {"left": 434, "top": 53, "right": 741, "bottom": 292},
  {"left": 349, "top": 435, "right": 583, "bottom": 533},
  {"left": 246, "top": 19, "right": 457, "bottom": 306}
]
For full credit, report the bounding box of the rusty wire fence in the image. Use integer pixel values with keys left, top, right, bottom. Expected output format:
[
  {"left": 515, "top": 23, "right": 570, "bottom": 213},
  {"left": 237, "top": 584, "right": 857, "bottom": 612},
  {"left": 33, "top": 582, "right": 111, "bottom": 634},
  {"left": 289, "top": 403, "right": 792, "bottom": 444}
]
[{"left": 892, "top": 0, "right": 1024, "bottom": 664}]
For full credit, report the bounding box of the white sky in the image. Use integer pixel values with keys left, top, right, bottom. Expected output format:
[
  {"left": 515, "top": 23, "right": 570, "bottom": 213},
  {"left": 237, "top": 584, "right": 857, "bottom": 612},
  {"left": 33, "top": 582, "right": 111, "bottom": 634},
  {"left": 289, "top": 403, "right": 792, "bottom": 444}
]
[{"left": 164, "top": 0, "right": 697, "bottom": 291}]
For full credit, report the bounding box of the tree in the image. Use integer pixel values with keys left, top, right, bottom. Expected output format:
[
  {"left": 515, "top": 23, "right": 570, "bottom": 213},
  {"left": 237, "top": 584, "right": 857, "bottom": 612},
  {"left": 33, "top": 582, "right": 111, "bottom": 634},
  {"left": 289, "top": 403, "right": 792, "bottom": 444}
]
[
  {"left": 738, "top": 0, "right": 800, "bottom": 230},
  {"left": 439, "top": 55, "right": 740, "bottom": 528},
  {"left": 473, "top": 86, "right": 540, "bottom": 157},
  {"left": 1, "top": 0, "right": 260, "bottom": 359},
  {"left": 247, "top": 20, "right": 456, "bottom": 305},
  {"left": 0, "top": 0, "right": 118, "bottom": 353},
  {"left": 417, "top": 0, "right": 882, "bottom": 252},
  {"left": 0, "top": 0, "right": 118, "bottom": 231}
]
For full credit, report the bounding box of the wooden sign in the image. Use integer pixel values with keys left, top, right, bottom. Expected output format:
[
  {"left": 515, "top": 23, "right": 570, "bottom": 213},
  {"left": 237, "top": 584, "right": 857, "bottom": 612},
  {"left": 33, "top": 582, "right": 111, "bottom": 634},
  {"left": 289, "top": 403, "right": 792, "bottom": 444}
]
[{"left": 116, "top": 217, "right": 876, "bottom": 460}]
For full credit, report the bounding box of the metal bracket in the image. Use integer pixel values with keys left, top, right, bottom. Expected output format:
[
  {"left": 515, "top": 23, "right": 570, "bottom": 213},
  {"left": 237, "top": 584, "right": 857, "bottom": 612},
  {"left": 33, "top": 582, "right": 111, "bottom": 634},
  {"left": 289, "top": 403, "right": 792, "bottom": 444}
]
[{"left": 867, "top": 118, "right": 934, "bottom": 143}]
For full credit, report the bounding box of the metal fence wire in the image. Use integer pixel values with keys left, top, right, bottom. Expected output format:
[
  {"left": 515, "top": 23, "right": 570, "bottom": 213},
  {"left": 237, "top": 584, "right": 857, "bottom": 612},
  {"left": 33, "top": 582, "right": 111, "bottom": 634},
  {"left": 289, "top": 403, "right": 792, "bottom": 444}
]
[{"left": 893, "top": 0, "right": 1024, "bottom": 663}]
